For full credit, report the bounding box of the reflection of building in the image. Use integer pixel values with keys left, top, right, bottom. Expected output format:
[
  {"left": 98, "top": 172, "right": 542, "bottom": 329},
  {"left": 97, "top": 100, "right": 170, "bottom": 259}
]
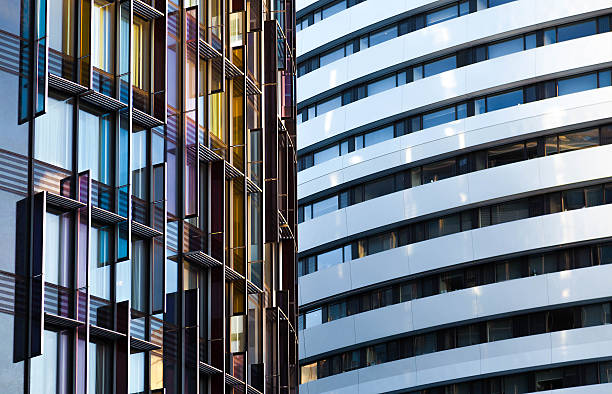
[
  {"left": 296, "top": 1, "right": 612, "bottom": 393},
  {"left": 0, "top": 0, "right": 297, "bottom": 392}
]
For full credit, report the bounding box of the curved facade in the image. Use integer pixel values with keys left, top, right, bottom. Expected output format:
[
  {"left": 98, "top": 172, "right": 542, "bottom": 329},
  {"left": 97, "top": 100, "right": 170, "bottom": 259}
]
[{"left": 296, "top": 0, "right": 612, "bottom": 393}]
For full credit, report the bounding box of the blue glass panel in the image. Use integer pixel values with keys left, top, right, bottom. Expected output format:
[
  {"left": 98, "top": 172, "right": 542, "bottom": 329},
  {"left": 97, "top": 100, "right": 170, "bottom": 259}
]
[
  {"left": 319, "top": 47, "right": 344, "bottom": 67},
  {"left": 317, "top": 247, "right": 343, "bottom": 271},
  {"left": 423, "top": 107, "right": 455, "bottom": 129},
  {"left": 364, "top": 125, "right": 393, "bottom": 147},
  {"left": 313, "top": 145, "right": 338, "bottom": 165},
  {"left": 424, "top": 56, "right": 456, "bottom": 77},
  {"left": 367, "top": 75, "right": 395, "bottom": 96},
  {"left": 488, "top": 37, "right": 523, "bottom": 59},
  {"left": 426, "top": 5, "right": 457, "bottom": 26},
  {"left": 558, "top": 73, "right": 597, "bottom": 96},
  {"left": 486, "top": 89, "right": 523, "bottom": 112},
  {"left": 557, "top": 20, "right": 597, "bottom": 43},
  {"left": 369, "top": 26, "right": 397, "bottom": 46},
  {"left": 599, "top": 70, "right": 612, "bottom": 87},
  {"left": 316, "top": 95, "right": 341, "bottom": 116}
]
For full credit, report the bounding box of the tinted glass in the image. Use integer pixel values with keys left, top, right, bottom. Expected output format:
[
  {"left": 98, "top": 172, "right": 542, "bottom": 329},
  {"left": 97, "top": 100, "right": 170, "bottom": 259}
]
[
  {"left": 489, "top": 0, "right": 514, "bottom": 6},
  {"left": 558, "top": 73, "right": 597, "bottom": 96},
  {"left": 312, "top": 195, "right": 338, "bottom": 218},
  {"left": 319, "top": 47, "right": 344, "bottom": 67},
  {"left": 491, "top": 199, "right": 529, "bottom": 224},
  {"left": 316, "top": 95, "right": 342, "bottom": 115},
  {"left": 557, "top": 20, "right": 597, "bottom": 43},
  {"left": 314, "top": 145, "right": 339, "bottom": 165},
  {"left": 488, "top": 143, "right": 524, "bottom": 167},
  {"left": 369, "top": 26, "right": 397, "bottom": 46},
  {"left": 486, "top": 89, "right": 523, "bottom": 112},
  {"left": 424, "top": 56, "right": 456, "bottom": 77},
  {"left": 426, "top": 5, "right": 457, "bottom": 26},
  {"left": 364, "top": 125, "right": 393, "bottom": 147},
  {"left": 488, "top": 37, "right": 523, "bottom": 59},
  {"left": 368, "top": 75, "right": 396, "bottom": 96},
  {"left": 322, "top": 0, "right": 346, "bottom": 19},
  {"left": 364, "top": 176, "right": 395, "bottom": 201},
  {"left": 558, "top": 128, "right": 599, "bottom": 152},
  {"left": 317, "top": 247, "right": 343, "bottom": 270},
  {"left": 422, "top": 159, "right": 456, "bottom": 183},
  {"left": 423, "top": 107, "right": 455, "bottom": 129},
  {"left": 305, "top": 309, "right": 322, "bottom": 329},
  {"left": 488, "top": 319, "right": 512, "bottom": 341}
]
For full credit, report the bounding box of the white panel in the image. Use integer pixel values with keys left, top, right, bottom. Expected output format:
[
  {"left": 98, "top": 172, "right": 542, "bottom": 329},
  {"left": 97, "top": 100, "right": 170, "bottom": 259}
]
[
  {"left": 299, "top": 369, "right": 360, "bottom": 394},
  {"left": 547, "top": 264, "right": 612, "bottom": 307},
  {"left": 415, "top": 345, "right": 481, "bottom": 387},
  {"left": 298, "top": 0, "right": 612, "bottom": 102},
  {"left": 298, "top": 34, "right": 612, "bottom": 151},
  {"left": 298, "top": 208, "right": 348, "bottom": 252},
  {"left": 299, "top": 261, "right": 352, "bottom": 305},
  {"left": 480, "top": 333, "right": 552, "bottom": 374},
  {"left": 345, "top": 191, "right": 407, "bottom": 236},
  {"left": 551, "top": 325, "right": 612, "bottom": 364},
  {"left": 358, "top": 357, "right": 417, "bottom": 394},
  {"left": 302, "top": 316, "right": 356, "bottom": 359},
  {"left": 412, "top": 288, "right": 478, "bottom": 330},
  {"left": 350, "top": 246, "right": 410, "bottom": 291},
  {"left": 407, "top": 231, "right": 475, "bottom": 274},
  {"left": 353, "top": 301, "right": 413, "bottom": 344},
  {"left": 476, "top": 274, "right": 549, "bottom": 318}
]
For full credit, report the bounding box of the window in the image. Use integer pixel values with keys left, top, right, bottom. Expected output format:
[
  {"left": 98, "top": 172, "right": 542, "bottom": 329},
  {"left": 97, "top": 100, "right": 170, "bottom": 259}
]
[
  {"left": 486, "top": 89, "right": 523, "bottom": 112},
  {"left": 491, "top": 200, "right": 529, "bottom": 225},
  {"left": 488, "top": 319, "right": 512, "bottom": 341},
  {"left": 369, "top": 26, "right": 397, "bottom": 46},
  {"left": 132, "top": 16, "right": 151, "bottom": 92},
  {"left": 317, "top": 247, "right": 344, "bottom": 271},
  {"left": 35, "top": 93, "right": 73, "bottom": 170},
  {"left": 89, "top": 340, "right": 112, "bottom": 394},
  {"left": 78, "top": 109, "right": 114, "bottom": 185},
  {"left": 312, "top": 196, "right": 338, "bottom": 218},
  {"left": 368, "top": 76, "right": 396, "bottom": 96},
  {"left": 367, "top": 232, "right": 397, "bottom": 254},
  {"left": 92, "top": 0, "right": 115, "bottom": 73},
  {"left": 363, "top": 175, "right": 395, "bottom": 201},
  {"left": 316, "top": 95, "right": 342, "bottom": 115},
  {"left": 301, "top": 362, "right": 317, "bottom": 384},
  {"left": 427, "top": 215, "right": 460, "bottom": 238},
  {"left": 558, "top": 128, "right": 599, "bottom": 152},
  {"left": 132, "top": 128, "right": 148, "bottom": 200},
  {"left": 319, "top": 47, "right": 344, "bottom": 67},
  {"left": 558, "top": 73, "right": 597, "bottom": 96},
  {"left": 424, "top": 56, "right": 456, "bottom": 77},
  {"left": 488, "top": 37, "right": 523, "bottom": 59},
  {"left": 322, "top": 0, "right": 346, "bottom": 19},
  {"left": 131, "top": 239, "right": 148, "bottom": 313},
  {"left": 422, "top": 159, "right": 456, "bottom": 183},
  {"left": 313, "top": 144, "right": 339, "bottom": 165},
  {"left": 30, "top": 330, "right": 72, "bottom": 393},
  {"left": 422, "top": 107, "right": 456, "bottom": 129},
  {"left": 426, "top": 5, "right": 457, "bottom": 26},
  {"left": 487, "top": 143, "right": 524, "bottom": 167},
  {"left": 557, "top": 20, "right": 597, "bottom": 43},
  {"left": 305, "top": 309, "right": 322, "bottom": 329},
  {"left": 364, "top": 125, "right": 394, "bottom": 147}
]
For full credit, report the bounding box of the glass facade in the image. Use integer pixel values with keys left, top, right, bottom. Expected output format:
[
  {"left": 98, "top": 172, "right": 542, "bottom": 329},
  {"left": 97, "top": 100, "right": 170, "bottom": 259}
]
[{"left": 0, "top": 0, "right": 297, "bottom": 393}]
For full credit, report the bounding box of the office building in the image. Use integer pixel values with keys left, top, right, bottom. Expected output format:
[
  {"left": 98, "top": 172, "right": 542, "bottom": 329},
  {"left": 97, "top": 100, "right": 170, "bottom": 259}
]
[
  {"left": 296, "top": 0, "right": 612, "bottom": 392},
  {"left": 0, "top": 0, "right": 297, "bottom": 392}
]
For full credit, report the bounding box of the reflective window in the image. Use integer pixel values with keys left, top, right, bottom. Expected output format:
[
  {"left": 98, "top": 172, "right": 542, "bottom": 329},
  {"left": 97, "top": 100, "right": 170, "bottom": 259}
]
[
  {"left": 78, "top": 109, "right": 114, "bottom": 185},
  {"left": 363, "top": 176, "right": 395, "bottom": 201},
  {"left": 305, "top": 309, "right": 322, "bottom": 329},
  {"left": 319, "top": 47, "right": 344, "bottom": 67},
  {"left": 317, "top": 247, "right": 343, "bottom": 271},
  {"left": 322, "top": 0, "right": 346, "bottom": 19},
  {"left": 422, "top": 107, "right": 455, "bottom": 129},
  {"left": 367, "top": 76, "right": 396, "bottom": 96},
  {"left": 488, "top": 143, "right": 524, "bottom": 167},
  {"left": 314, "top": 145, "right": 339, "bottom": 165},
  {"left": 486, "top": 89, "right": 523, "bottom": 112},
  {"left": 426, "top": 5, "right": 457, "bottom": 26},
  {"left": 558, "top": 73, "right": 597, "bottom": 96},
  {"left": 364, "top": 125, "right": 393, "bottom": 147},
  {"left": 316, "top": 95, "right": 342, "bottom": 115},
  {"left": 558, "top": 20, "right": 597, "bottom": 43},
  {"left": 35, "top": 94, "right": 73, "bottom": 170},
  {"left": 369, "top": 26, "right": 397, "bottom": 46},
  {"left": 130, "top": 353, "right": 146, "bottom": 394},
  {"left": 89, "top": 340, "right": 112, "bottom": 394},
  {"left": 312, "top": 196, "right": 338, "bottom": 218},
  {"left": 489, "top": 0, "right": 515, "bottom": 6},
  {"left": 491, "top": 199, "right": 529, "bottom": 225},
  {"left": 424, "top": 56, "right": 456, "bottom": 77},
  {"left": 488, "top": 37, "right": 523, "bottom": 59},
  {"left": 422, "top": 159, "right": 456, "bottom": 183},
  {"left": 132, "top": 127, "right": 148, "bottom": 200},
  {"left": 558, "top": 128, "right": 599, "bottom": 152},
  {"left": 488, "top": 319, "right": 512, "bottom": 341},
  {"left": 92, "top": 0, "right": 116, "bottom": 73}
]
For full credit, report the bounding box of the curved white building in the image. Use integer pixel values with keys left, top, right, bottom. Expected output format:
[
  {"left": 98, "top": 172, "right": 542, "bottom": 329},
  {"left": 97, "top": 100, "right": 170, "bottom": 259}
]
[{"left": 296, "top": 0, "right": 612, "bottom": 393}]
